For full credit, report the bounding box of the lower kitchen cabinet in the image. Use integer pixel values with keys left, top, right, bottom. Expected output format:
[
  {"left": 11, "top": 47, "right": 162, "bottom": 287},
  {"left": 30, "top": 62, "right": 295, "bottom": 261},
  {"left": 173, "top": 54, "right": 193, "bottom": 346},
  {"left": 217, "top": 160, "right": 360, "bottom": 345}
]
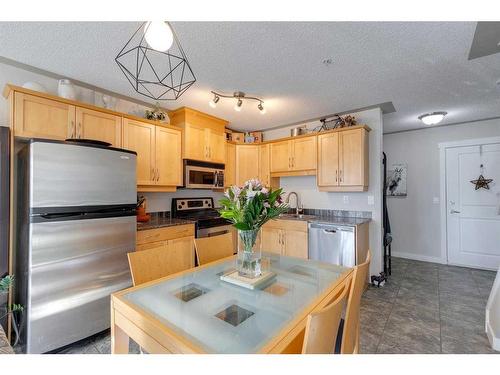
[
  {"left": 261, "top": 219, "right": 308, "bottom": 259},
  {"left": 136, "top": 224, "right": 195, "bottom": 273}
]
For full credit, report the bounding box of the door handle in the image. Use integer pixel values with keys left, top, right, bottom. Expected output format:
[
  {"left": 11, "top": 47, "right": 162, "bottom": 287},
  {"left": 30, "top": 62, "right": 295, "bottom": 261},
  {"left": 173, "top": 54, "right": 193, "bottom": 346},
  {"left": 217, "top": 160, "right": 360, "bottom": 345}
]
[{"left": 450, "top": 210, "right": 460, "bottom": 214}]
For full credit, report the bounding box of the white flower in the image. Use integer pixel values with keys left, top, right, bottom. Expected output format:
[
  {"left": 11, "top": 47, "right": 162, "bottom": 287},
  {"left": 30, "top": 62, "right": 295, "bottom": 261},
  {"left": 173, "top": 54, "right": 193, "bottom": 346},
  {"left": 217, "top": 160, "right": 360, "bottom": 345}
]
[
  {"left": 261, "top": 187, "right": 269, "bottom": 195},
  {"left": 231, "top": 185, "right": 241, "bottom": 199}
]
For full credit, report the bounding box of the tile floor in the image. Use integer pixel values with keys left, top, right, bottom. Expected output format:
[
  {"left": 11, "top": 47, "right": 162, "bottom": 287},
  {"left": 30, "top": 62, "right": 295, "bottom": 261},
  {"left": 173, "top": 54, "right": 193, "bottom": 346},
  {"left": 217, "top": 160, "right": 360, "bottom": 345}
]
[{"left": 26, "top": 257, "right": 498, "bottom": 354}]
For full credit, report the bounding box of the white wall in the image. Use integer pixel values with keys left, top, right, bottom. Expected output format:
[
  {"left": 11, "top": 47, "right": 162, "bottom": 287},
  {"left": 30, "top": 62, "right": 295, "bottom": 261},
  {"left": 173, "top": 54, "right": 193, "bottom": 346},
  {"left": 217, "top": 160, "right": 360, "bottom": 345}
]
[
  {"left": 383, "top": 118, "right": 500, "bottom": 263},
  {"left": 263, "top": 108, "right": 384, "bottom": 275},
  {"left": 0, "top": 61, "right": 153, "bottom": 127}
]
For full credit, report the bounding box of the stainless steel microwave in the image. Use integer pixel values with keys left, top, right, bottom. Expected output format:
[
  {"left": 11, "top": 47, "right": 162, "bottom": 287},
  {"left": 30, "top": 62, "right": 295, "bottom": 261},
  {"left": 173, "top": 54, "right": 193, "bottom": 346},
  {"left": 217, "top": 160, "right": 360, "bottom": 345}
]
[{"left": 184, "top": 160, "right": 225, "bottom": 189}]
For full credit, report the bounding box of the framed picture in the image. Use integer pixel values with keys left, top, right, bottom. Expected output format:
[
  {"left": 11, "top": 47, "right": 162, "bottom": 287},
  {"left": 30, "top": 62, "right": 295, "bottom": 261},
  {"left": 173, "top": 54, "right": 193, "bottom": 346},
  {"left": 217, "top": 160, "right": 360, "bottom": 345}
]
[{"left": 386, "top": 163, "right": 407, "bottom": 197}]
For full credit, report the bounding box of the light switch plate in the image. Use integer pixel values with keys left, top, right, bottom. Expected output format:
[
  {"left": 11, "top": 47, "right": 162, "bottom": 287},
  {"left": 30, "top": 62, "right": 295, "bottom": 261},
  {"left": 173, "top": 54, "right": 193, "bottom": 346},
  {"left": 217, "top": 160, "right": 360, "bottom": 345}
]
[
  {"left": 433, "top": 197, "right": 440, "bottom": 204},
  {"left": 367, "top": 195, "right": 375, "bottom": 205},
  {"left": 343, "top": 195, "right": 349, "bottom": 204}
]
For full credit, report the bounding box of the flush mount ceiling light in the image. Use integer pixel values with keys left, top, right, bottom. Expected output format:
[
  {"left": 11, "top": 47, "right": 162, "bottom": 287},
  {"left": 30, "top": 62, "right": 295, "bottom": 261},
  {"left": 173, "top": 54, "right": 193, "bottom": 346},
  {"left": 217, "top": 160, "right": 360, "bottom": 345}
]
[
  {"left": 209, "top": 91, "right": 265, "bottom": 114},
  {"left": 418, "top": 111, "right": 447, "bottom": 126},
  {"left": 115, "top": 22, "right": 196, "bottom": 101}
]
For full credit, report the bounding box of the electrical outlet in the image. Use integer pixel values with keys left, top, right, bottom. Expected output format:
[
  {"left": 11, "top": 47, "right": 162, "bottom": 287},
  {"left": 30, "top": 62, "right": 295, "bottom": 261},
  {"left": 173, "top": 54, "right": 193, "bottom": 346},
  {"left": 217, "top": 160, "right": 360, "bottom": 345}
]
[
  {"left": 343, "top": 196, "right": 349, "bottom": 204},
  {"left": 367, "top": 195, "right": 374, "bottom": 205}
]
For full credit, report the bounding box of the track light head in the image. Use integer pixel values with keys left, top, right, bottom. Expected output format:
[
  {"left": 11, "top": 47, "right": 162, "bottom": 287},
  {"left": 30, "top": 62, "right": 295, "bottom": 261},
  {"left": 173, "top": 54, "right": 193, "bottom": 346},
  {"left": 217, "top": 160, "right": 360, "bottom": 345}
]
[
  {"left": 209, "top": 93, "right": 220, "bottom": 108},
  {"left": 234, "top": 98, "right": 243, "bottom": 112},
  {"left": 258, "top": 103, "right": 266, "bottom": 114}
]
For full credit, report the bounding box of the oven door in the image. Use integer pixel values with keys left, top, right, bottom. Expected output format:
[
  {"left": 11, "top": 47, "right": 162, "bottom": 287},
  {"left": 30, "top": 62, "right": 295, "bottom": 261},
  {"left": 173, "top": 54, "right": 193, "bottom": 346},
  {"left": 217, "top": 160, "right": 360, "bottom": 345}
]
[{"left": 185, "top": 165, "right": 217, "bottom": 189}]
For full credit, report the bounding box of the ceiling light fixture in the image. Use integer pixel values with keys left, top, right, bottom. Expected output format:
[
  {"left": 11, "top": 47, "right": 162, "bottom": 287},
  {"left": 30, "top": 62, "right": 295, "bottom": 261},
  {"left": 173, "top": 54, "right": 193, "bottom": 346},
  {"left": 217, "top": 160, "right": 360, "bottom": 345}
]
[
  {"left": 209, "top": 93, "right": 220, "bottom": 108},
  {"left": 209, "top": 91, "right": 265, "bottom": 114},
  {"left": 115, "top": 22, "right": 196, "bottom": 100},
  {"left": 418, "top": 111, "right": 447, "bottom": 126}
]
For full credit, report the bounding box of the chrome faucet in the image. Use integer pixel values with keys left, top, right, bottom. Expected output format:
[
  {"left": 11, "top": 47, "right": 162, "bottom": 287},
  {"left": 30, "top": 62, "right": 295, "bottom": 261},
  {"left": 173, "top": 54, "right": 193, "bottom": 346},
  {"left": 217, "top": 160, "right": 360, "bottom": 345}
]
[{"left": 286, "top": 191, "right": 300, "bottom": 215}]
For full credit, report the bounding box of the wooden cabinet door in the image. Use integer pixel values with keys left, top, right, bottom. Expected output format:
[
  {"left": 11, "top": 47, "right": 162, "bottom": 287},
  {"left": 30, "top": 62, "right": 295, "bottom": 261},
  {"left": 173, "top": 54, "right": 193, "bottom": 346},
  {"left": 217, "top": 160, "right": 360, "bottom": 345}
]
[
  {"left": 317, "top": 132, "right": 340, "bottom": 187},
  {"left": 225, "top": 143, "right": 236, "bottom": 187},
  {"left": 283, "top": 230, "right": 308, "bottom": 259},
  {"left": 136, "top": 240, "right": 165, "bottom": 252},
  {"left": 156, "top": 126, "right": 182, "bottom": 187},
  {"left": 291, "top": 136, "right": 317, "bottom": 171},
  {"left": 184, "top": 123, "right": 207, "bottom": 161},
  {"left": 166, "top": 236, "right": 195, "bottom": 272},
  {"left": 259, "top": 144, "right": 270, "bottom": 187},
  {"left": 236, "top": 145, "right": 260, "bottom": 186},
  {"left": 261, "top": 226, "right": 283, "bottom": 255},
  {"left": 76, "top": 107, "right": 122, "bottom": 146},
  {"left": 14, "top": 92, "right": 75, "bottom": 140},
  {"left": 339, "top": 129, "right": 366, "bottom": 186},
  {"left": 270, "top": 140, "right": 291, "bottom": 173},
  {"left": 206, "top": 129, "right": 225, "bottom": 163},
  {"left": 123, "top": 119, "right": 155, "bottom": 186}
]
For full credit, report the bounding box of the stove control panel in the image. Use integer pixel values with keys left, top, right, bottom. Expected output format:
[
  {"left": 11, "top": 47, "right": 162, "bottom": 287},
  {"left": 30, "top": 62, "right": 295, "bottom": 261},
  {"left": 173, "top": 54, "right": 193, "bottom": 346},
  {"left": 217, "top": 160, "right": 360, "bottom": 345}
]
[{"left": 173, "top": 197, "right": 214, "bottom": 212}]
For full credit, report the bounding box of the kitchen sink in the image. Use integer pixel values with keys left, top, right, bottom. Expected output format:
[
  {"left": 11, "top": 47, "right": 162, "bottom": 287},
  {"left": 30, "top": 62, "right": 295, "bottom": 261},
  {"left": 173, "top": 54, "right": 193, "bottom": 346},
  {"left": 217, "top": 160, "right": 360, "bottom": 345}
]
[{"left": 278, "top": 213, "right": 317, "bottom": 221}]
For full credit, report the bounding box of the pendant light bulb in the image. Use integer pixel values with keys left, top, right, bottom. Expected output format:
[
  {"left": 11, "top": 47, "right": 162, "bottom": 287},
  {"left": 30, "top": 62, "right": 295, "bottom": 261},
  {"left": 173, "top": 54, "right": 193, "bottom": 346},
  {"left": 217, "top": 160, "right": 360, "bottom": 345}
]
[
  {"left": 258, "top": 103, "right": 266, "bottom": 114},
  {"left": 144, "top": 21, "right": 174, "bottom": 52},
  {"left": 234, "top": 98, "right": 243, "bottom": 112}
]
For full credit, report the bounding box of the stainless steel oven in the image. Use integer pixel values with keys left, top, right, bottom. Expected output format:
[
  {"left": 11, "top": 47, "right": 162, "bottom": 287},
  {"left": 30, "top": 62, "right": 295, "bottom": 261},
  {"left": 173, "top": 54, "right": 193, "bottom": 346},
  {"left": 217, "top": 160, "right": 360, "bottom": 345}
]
[{"left": 184, "top": 160, "right": 224, "bottom": 189}]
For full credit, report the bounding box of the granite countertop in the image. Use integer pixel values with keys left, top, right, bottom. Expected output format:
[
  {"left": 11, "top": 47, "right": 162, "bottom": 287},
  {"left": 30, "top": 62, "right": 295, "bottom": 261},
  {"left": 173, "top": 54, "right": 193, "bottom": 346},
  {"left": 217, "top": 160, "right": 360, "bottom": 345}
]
[
  {"left": 277, "top": 215, "right": 370, "bottom": 227},
  {"left": 136, "top": 216, "right": 195, "bottom": 231}
]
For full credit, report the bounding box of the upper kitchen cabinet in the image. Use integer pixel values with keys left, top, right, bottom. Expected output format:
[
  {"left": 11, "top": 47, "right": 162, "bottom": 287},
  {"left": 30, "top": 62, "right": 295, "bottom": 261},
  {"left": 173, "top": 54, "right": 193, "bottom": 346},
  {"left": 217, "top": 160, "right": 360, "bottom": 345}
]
[
  {"left": 259, "top": 143, "right": 271, "bottom": 187},
  {"left": 317, "top": 126, "right": 370, "bottom": 192},
  {"left": 170, "top": 107, "right": 228, "bottom": 164},
  {"left": 75, "top": 107, "right": 122, "bottom": 147},
  {"left": 12, "top": 91, "right": 75, "bottom": 140},
  {"left": 123, "top": 118, "right": 182, "bottom": 192},
  {"left": 270, "top": 135, "right": 317, "bottom": 176},
  {"left": 225, "top": 142, "right": 236, "bottom": 187},
  {"left": 236, "top": 144, "right": 260, "bottom": 186}
]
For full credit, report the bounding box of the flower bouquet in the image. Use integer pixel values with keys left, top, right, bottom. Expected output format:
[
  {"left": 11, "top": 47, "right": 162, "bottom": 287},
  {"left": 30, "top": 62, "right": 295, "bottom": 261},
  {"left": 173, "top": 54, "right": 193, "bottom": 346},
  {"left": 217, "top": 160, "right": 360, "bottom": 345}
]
[{"left": 219, "top": 179, "right": 288, "bottom": 278}]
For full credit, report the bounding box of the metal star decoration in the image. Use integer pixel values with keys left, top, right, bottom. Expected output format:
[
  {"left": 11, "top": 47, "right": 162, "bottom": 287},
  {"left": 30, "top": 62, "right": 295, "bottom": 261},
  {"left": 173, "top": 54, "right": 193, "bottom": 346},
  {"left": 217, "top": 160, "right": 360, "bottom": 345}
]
[{"left": 470, "top": 174, "right": 493, "bottom": 190}]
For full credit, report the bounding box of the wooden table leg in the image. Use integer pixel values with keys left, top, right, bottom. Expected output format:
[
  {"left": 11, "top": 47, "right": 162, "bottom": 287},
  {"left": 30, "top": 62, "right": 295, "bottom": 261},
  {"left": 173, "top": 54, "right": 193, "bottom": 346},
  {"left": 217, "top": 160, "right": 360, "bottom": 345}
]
[{"left": 111, "top": 302, "right": 129, "bottom": 354}]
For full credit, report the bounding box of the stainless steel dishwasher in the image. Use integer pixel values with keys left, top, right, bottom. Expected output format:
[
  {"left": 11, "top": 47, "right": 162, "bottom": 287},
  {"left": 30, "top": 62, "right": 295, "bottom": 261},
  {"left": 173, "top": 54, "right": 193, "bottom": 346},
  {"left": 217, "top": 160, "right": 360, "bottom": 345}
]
[{"left": 308, "top": 223, "right": 356, "bottom": 267}]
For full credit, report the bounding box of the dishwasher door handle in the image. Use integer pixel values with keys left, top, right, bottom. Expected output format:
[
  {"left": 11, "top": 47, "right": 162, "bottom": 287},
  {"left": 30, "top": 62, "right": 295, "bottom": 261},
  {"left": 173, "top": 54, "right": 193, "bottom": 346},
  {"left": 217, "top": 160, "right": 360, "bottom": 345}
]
[{"left": 323, "top": 229, "right": 337, "bottom": 234}]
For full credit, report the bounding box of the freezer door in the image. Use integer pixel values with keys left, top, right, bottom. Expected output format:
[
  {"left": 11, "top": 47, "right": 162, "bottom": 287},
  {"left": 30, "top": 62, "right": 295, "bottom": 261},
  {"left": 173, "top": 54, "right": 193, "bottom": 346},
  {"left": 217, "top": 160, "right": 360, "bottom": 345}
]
[
  {"left": 29, "top": 141, "right": 136, "bottom": 208},
  {"left": 24, "top": 215, "right": 135, "bottom": 353}
]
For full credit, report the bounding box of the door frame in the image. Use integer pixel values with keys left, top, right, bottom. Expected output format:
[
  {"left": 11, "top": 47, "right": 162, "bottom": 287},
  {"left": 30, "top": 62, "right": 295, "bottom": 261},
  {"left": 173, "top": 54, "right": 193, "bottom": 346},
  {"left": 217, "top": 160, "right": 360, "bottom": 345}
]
[{"left": 439, "top": 136, "right": 500, "bottom": 267}]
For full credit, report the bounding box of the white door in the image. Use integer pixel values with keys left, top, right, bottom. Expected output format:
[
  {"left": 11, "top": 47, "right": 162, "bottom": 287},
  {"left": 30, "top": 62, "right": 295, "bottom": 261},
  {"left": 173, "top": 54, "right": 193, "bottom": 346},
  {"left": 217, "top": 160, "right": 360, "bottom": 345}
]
[{"left": 446, "top": 143, "right": 500, "bottom": 270}]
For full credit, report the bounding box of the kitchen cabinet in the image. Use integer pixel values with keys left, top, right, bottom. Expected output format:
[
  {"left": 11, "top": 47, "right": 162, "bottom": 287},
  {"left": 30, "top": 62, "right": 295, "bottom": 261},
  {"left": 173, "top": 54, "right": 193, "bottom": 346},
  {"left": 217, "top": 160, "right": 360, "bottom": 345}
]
[
  {"left": 170, "top": 107, "right": 228, "bottom": 164},
  {"left": 236, "top": 144, "right": 260, "bottom": 186},
  {"left": 261, "top": 219, "right": 308, "bottom": 259},
  {"left": 75, "top": 107, "right": 122, "bottom": 147},
  {"left": 123, "top": 118, "right": 182, "bottom": 191},
  {"left": 225, "top": 142, "right": 236, "bottom": 187},
  {"left": 317, "top": 127, "right": 369, "bottom": 192},
  {"left": 259, "top": 144, "right": 271, "bottom": 187},
  {"left": 136, "top": 224, "right": 195, "bottom": 273},
  {"left": 270, "top": 136, "right": 317, "bottom": 176},
  {"left": 13, "top": 92, "right": 75, "bottom": 140}
]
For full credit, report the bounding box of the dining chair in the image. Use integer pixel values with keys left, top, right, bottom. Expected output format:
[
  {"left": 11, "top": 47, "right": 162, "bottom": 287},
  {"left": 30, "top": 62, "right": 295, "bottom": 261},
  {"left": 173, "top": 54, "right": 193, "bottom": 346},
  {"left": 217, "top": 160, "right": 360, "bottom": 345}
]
[
  {"left": 337, "top": 249, "right": 372, "bottom": 354},
  {"left": 194, "top": 232, "right": 235, "bottom": 266},
  {"left": 127, "top": 243, "right": 193, "bottom": 286},
  {"left": 301, "top": 277, "right": 352, "bottom": 354}
]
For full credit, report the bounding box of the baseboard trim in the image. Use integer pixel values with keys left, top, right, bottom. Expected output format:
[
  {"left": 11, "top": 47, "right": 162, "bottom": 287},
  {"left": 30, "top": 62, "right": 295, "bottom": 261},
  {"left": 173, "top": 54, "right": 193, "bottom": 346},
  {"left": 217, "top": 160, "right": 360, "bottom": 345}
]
[{"left": 391, "top": 251, "right": 447, "bottom": 265}]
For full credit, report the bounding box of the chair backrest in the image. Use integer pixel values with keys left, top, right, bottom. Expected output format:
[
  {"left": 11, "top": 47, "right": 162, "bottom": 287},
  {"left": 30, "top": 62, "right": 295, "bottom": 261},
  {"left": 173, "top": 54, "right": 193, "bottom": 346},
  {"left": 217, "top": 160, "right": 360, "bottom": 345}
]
[
  {"left": 341, "top": 249, "right": 371, "bottom": 354},
  {"left": 301, "top": 277, "right": 351, "bottom": 354},
  {"left": 194, "top": 232, "right": 234, "bottom": 266},
  {"left": 128, "top": 242, "right": 191, "bottom": 286}
]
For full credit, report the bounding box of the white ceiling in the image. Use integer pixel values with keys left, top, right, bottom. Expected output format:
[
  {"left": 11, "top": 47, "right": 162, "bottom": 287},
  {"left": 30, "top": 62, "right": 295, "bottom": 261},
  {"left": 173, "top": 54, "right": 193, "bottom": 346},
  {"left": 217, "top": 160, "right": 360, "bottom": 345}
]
[{"left": 0, "top": 22, "right": 499, "bottom": 133}]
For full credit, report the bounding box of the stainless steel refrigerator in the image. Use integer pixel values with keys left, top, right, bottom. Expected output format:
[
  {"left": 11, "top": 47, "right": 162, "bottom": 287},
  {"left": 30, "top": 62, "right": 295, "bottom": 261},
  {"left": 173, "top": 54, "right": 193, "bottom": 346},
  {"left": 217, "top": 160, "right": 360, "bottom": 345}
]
[{"left": 15, "top": 139, "right": 137, "bottom": 353}]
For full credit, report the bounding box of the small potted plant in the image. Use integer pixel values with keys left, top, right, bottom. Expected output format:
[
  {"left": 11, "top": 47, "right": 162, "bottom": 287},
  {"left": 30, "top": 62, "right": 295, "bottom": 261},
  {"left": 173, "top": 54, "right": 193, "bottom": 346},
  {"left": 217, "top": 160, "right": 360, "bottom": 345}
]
[
  {"left": 219, "top": 179, "right": 288, "bottom": 278},
  {"left": 0, "top": 275, "right": 23, "bottom": 346}
]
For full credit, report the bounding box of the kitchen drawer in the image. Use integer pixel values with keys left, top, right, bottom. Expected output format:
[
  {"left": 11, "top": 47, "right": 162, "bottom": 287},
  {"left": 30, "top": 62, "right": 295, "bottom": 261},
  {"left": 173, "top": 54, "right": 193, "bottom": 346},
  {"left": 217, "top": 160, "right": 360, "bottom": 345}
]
[
  {"left": 263, "top": 219, "right": 308, "bottom": 232},
  {"left": 137, "top": 224, "right": 195, "bottom": 245}
]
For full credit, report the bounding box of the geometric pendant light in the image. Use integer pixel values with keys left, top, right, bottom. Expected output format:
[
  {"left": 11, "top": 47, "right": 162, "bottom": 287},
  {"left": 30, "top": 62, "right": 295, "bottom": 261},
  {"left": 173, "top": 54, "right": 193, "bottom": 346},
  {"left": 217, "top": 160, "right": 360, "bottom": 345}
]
[{"left": 115, "top": 22, "right": 196, "bottom": 100}]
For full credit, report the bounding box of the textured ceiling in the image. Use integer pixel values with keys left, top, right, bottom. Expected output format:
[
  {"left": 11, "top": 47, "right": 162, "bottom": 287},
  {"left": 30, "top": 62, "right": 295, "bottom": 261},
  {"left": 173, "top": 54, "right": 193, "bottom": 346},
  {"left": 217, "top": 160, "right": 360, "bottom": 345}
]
[{"left": 0, "top": 22, "right": 499, "bottom": 133}]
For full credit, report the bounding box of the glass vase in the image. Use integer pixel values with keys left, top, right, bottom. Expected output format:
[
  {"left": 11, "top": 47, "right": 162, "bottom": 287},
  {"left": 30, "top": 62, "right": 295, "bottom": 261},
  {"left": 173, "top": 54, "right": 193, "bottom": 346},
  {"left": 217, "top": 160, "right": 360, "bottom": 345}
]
[{"left": 237, "top": 229, "right": 262, "bottom": 278}]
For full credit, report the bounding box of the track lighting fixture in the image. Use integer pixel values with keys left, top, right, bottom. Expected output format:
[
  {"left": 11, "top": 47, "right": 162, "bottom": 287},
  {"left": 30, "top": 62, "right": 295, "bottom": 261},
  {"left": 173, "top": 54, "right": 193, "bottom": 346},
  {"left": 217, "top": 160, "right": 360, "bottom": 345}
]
[{"left": 208, "top": 91, "right": 265, "bottom": 114}]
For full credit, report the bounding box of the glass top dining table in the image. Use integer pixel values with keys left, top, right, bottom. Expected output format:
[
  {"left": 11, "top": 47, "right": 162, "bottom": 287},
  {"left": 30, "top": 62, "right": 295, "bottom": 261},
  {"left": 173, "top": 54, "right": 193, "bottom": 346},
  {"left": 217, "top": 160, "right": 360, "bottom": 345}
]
[{"left": 113, "top": 253, "right": 352, "bottom": 354}]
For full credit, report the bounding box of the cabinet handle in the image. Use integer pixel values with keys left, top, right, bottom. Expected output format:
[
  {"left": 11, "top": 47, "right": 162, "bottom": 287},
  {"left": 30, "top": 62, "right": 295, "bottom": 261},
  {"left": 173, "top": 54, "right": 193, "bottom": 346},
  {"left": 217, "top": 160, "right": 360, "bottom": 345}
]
[
  {"left": 335, "top": 170, "right": 338, "bottom": 182},
  {"left": 151, "top": 168, "right": 155, "bottom": 181},
  {"left": 339, "top": 170, "right": 343, "bottom": 183},
  {"left": 292, "top": 156, "right": 294, "bottom": 168},
  {"left": 156, "top": 168, "right": 160, "bottom": 182},
  {"left": 69, "top": 121, "right": 75, "bottom": 138},
  {"left": 77, "top": 122, "right": 82, "bottom": 139}
]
